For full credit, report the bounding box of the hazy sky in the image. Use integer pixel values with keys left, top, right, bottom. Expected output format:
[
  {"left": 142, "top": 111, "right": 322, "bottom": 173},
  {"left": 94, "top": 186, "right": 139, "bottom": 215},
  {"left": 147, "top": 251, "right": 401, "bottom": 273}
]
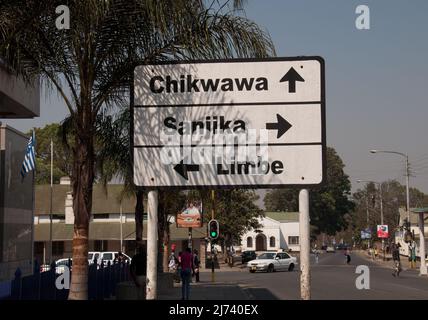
[{"left": 3, "top": 0, "right": 428, "bottom": 196}]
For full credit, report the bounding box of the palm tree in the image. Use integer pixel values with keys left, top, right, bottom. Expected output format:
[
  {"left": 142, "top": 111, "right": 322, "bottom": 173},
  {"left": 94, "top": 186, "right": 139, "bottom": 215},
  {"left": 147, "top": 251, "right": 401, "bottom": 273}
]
[{"left": 0, "top": 0, "right": 275, "bottom": 299}]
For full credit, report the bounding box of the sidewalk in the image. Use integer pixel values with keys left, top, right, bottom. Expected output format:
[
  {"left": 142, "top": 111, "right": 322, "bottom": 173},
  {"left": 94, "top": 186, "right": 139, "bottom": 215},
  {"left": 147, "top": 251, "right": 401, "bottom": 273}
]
[
  {"left": 158, "top": 281, "right": 252, "bottom": 300},
  {"left": 355, "top": 250, "right": 421, "bottom": 272}
]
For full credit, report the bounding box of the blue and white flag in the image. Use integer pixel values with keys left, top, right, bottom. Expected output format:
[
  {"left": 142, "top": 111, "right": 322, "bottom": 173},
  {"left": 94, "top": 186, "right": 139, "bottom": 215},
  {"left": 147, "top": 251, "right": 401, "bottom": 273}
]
[{"left": 20, "top": 131, "right": 36, "bottom": 178}]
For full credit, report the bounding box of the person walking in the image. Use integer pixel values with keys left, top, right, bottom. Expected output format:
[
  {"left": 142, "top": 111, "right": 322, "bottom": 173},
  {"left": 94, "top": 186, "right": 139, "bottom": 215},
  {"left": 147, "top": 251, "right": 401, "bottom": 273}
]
[
  {"left": 180, "top": 248, "right": 193, "bottom": 300},
  {"left": 193, "top": 249, "right": 200, "bottom": 283},
  {"left": 392, "top": 243, "right": 402, "bottom": 277},
  {"left": 410, "top": 240, "right": 417, "bottom": 269},
  {"left": 345, "top": 248, "right": 351, "bottom": 265},
  {"left": 130, "top": 245, "right": 147, "bottom": 299},
  {"left": 374, "top": 246, "right": 378, "bottom": 260}
]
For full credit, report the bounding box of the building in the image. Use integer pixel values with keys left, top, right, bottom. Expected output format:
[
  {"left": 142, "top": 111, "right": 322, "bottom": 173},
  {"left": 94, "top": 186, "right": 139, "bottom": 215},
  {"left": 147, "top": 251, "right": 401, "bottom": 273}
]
[
  {"left": 395, "top": 207, "right": 428, "bottom": 258},
  {"left": 240, "top": 212, "right": 300, "bottom": 252},
  {"left": 0, "top": 62, "right": 39, "bottom": 281},
  {"left": 33, "top": 180, "right": 207, "bottom": 264}
]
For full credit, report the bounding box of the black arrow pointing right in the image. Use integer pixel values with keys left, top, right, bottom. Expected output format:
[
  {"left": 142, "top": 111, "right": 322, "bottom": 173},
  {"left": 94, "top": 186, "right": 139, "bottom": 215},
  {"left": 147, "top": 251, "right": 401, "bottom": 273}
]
[
  {"left": 173, "top": 160, "right": 200, "bottom": 180},
  {"left": 266, "top": 114, "right": 292, "bottom": 139}
]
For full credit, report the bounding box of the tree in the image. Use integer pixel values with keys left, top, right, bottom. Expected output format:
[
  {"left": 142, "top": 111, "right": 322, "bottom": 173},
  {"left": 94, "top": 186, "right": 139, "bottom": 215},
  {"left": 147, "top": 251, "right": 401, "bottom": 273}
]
[
  {"left": 30, "top": 124, "right": 71, "bottom": 184},
  {"left": 264, "top": 147, "right": 355, "bottom": 235},
  {"left": 350, "top": 180, "right": 427, "bottom": 244},
  {"left": 195, "top": 189, "right": 264, "bottom": 249},
  {"left": 0, "top": 0, "right": 274, "bottom": 299}
]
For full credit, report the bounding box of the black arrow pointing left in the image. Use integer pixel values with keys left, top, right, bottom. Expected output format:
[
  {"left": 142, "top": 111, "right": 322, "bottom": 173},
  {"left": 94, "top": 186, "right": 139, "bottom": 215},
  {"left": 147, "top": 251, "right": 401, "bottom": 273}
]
[{"left": 173, "top": 160, "right": 200, "bottom": 180}]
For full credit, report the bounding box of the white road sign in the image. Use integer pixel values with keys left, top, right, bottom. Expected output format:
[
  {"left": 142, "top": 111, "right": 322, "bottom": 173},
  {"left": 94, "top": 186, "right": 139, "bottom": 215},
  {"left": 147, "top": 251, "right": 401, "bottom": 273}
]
[{"left": 132, "top": 57, "right": 326, "bottom": 188}]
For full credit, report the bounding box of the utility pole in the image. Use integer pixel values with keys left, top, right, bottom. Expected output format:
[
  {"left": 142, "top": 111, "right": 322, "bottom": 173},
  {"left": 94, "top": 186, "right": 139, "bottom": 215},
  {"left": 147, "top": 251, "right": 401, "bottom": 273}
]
[
  {"left": 211, "top": 190, "right": 215, "bottom": 283},
  {"left": 418, "top": 212, "right": 427, "bottom": 276},
  {"left": 188, "top": 227, "right": 192, "bottom": 250},
  {"left": 366, "top": 192, "right": 370, "bottom": 248},
  {"left": 405, "top": 155, "right": 410, "bottom": 227},
  {"left": 146, "top": 190, "right": 158, "bottom": 299},
  {"left": 48, "top": 138, "right": 53, "bottom": 264},
  {"left": 299, "top": 189, "right": 310, "bottom": 300},
  {"left": 379, "top": 183, "right": 385, "bottom": 261},
  {"left": 120, "top": 201, "right": 123, "bottom": 253}
]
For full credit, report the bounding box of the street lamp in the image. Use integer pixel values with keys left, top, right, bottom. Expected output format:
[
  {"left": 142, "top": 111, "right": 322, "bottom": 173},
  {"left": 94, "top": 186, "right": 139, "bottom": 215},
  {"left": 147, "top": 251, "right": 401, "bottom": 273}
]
[
  {"left": 357, "top": 179, "right": 385, "bottom": 260},
  {"left": 370, "top": 150, "right": 410, "bottom": 228}
]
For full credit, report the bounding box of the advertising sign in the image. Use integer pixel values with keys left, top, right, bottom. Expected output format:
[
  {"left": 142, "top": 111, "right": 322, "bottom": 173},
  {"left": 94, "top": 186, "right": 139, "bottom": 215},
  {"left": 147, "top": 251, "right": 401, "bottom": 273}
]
[
  {"left": 176, "top": 200, "right": 202, "bottom": 228},
  {"left": 377, "top": 225, "right": 389, "bottom": 238}
]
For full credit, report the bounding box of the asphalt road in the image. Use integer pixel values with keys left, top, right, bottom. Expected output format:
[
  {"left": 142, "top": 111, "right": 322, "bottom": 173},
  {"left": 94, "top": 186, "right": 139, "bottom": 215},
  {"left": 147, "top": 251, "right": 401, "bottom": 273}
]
[{"left": 198, "top": 251, "right": 428, "bottom": 300}]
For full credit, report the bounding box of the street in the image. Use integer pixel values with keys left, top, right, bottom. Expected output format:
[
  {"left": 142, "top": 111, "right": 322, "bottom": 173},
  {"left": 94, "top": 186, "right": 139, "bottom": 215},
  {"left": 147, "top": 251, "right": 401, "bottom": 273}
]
[{"left": 167, "top": 251, "right": 428, "bottom": 300}]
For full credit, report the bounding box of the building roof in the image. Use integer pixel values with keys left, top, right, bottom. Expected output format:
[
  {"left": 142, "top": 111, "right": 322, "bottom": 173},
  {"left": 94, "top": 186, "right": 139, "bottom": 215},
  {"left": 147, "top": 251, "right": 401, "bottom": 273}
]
[
  {"left": 399, "top": 207, "right": 428, "bottom": 225},
  {"left": 265, "top": 211, "right": 299, "bottom": 222},
  {"left": 35, "top": 184, "right": 138, "bottom": 215},
  {"left": 34, "top": 221, "right": 207, "bottom": 241}
]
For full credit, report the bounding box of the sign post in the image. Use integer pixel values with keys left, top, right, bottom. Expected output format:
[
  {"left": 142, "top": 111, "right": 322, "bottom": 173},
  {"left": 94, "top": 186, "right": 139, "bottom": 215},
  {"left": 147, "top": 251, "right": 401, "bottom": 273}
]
[{"left": 132, "top": 57, "right": 326, "bottom": 299}]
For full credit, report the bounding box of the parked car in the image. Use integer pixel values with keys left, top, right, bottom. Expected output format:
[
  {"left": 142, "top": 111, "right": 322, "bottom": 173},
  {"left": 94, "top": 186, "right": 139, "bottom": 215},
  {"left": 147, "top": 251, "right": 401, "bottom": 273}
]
[
  {"left": 326, "top": 246, "right": 336, "bottom": 253},
  {"left": 247, "top": 251, "right": 297, "bottom": 273},
  {"left": 100, "top": 251, "right": 132, "bottom": 266},
  {"left": 88, "top": 251, "right": 101, "bottom": 265},
  {"left": 55, "top": 258, "right": 72, "bottom": 274},
  {"left": 241, "top": 250, "right": 257, "bottom": 264}
]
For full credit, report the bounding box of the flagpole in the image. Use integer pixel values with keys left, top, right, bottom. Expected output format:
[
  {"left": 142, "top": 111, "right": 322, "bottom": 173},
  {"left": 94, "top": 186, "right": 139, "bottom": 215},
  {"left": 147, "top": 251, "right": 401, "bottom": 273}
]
[
  {"left": 31, "top": 130, "right": 36, "bottom": 274},
  {"left": 48, "top": 138, "right": 53, "bottom": 264}
]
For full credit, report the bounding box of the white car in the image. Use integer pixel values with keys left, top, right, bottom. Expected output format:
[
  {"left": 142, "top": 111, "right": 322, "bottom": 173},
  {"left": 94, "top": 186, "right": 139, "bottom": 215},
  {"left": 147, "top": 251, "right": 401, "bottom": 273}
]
[
  {"left": 247, "top": 252, "right": 297, "bottom": 273},
  {"left": 88, "top": 251, "right": 101, "bottom": 265},
  {"left": 55, "top": 258, "right": 72, "bottom": 274},
  {"left": 100, "top": 252, "right": 132, "bottom": 266},
  {"left": 326, "top": 246, "right": 336, "bottom": 253}
]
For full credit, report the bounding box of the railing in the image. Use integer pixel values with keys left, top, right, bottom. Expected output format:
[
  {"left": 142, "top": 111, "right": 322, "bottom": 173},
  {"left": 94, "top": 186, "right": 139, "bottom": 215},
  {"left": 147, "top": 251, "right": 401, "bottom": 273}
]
[{"left": 0, "top": 259, "right": 130, "bottom": 300}]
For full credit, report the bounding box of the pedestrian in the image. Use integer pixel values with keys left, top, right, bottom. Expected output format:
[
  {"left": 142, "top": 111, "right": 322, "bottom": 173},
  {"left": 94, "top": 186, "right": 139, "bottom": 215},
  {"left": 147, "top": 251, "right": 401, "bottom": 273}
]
[
  {"left": 345, "top": 248, "right": 351, "bottom": 265},
  {"left": 408, "top": 242, "right": 413, "bottom": 268},
  {"left": 315, "top": 249, "right": 319, "bottom": 264},
  {"left": 392, "top": 243, "right": 402, "bottom": 277},
  {"left": 374, "top": 246, "right": 378, "bottom": 260},
  {"left": 180, "top": 247, "right": 194, "bottom": 300},
  {"left": 168, "top": 250, "right": 177, "bottom": 272},
  {"left": 411, "top": 241, "right": 417, "bottom": 269},
  {"left": 193, "top": 249, "right": 200, "bottom": 283},
  {"left": 130, "top": 245, "right": 147, "bottom": 299}
]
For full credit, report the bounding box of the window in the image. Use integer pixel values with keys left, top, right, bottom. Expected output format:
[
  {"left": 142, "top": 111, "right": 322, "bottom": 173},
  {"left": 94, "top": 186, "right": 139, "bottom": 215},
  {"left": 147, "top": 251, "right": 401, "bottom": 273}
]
[
  {"left": 52, "top": 241, "right": 64, "bottom": 256},
  {"left": 282, "top": 252, "right": 291, "bottom": 259},
  {"left": 269, "top": 236, "right": 276, "bottom": 247},
  {"left": 288, "top": 236, "right": 299, "bottom": 245},
  {"left": 247, "top": 237, "right": 253, "bottom": 248},
  {"left": 93, "top": 214, "right": 109, "bottom": 219}
]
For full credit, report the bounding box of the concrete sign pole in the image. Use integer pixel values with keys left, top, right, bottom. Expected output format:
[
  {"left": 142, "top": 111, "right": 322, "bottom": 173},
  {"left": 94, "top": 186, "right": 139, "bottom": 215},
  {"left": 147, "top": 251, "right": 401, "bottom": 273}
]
[
  {"left": 419, "top": 213, "right": 427, "bottom": 276},
  {"left": 146, "top": 190, "right": 159, "bottom": 299},
  {"left": 299, "top": 189, "right": 311, "bottom": 300}
]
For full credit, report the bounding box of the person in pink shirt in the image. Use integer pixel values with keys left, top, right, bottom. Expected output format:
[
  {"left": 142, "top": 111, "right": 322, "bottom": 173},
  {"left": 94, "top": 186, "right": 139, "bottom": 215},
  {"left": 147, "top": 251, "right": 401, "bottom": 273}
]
[{"left": 180, "top": 247, "right": 194, "bottom": 300}]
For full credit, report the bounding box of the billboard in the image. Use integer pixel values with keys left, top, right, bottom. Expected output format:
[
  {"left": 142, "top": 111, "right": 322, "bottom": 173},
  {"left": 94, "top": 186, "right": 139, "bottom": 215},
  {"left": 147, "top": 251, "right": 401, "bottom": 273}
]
[
  {"left": 176, "top": 200, "right": 202, "bottom": 228},
  {"left": 377, "top": 225, "right": 389, "bottom": 238},
  {"left": 361, "top": 228, "right": 371, "bottom": 239}
]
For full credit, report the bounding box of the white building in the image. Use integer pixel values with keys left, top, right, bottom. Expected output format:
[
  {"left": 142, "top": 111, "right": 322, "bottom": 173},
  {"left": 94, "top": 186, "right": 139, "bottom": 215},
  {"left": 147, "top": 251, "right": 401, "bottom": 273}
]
[{"left": 241, "top": 212, "right": 300, "bottom": 252}]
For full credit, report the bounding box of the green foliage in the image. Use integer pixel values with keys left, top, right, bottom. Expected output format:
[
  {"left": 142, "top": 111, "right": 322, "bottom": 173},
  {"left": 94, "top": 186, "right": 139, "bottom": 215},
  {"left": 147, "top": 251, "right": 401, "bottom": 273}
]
[
  {"left": 30, "top": 124, "right": 71, "bottom": 184},
  {"left": 264, "top": 147, "right": 355, "bottom": 235},
  {"left": 193, "top": 189, "right": 264, "bottom": 245},
  {"left": 350, "top": 180, "right": 427, "bottom": 242}
]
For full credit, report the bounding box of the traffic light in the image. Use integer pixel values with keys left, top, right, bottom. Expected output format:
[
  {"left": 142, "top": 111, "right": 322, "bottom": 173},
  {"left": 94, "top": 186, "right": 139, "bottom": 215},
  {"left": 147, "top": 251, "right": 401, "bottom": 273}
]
[{"left": 208, "top": 219, "right": 219, "bottom": 239}]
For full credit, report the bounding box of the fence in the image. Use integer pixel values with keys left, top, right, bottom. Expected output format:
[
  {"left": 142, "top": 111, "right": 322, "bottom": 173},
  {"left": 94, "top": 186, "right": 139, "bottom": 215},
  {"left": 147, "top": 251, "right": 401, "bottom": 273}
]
[{"left": 0, "top": 259, "right": 130, "bottom": 300}]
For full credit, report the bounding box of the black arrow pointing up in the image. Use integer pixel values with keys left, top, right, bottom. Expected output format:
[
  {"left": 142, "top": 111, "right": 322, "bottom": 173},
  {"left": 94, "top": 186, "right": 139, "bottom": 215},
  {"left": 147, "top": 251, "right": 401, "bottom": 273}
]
[
  {"left": 173, "top": 160, "right": 200, "bottom": 180},
  {"left": 280, "top": 67, "right": 305, "bottom": 93},
  {"left": 266, "top": 114, "right": 292, "bottom": 139}
]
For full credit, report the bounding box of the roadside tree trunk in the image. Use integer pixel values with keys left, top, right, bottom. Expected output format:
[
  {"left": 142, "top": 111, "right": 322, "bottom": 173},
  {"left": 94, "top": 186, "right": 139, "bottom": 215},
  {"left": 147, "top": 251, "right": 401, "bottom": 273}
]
[
  {"left": 68, "top": 124, "right": 94, "bottom": 300},
  {"left": 163, "top": 227, "right": 169, "bottom": 272},
  {"left": 135, "top": 190, "right": 144, "bottom": 250}
]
